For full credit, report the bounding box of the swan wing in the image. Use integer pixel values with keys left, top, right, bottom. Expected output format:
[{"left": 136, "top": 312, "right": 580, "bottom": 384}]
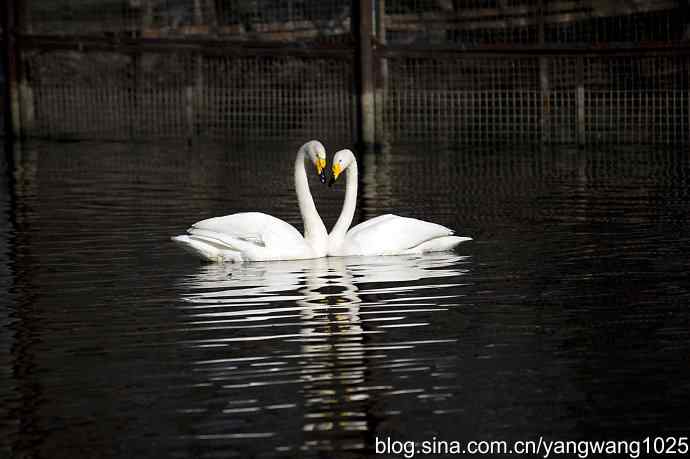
[
  {"left": 190, "top": 212, "right": 306, "bottom": 249},
  {"left": 179, "top": 212, "right": 315, "bottom": 261},
  {"left": 345, "top": 214, "right": 398, "bottom": 239},
  {"left": 344, "top": 214, "right": 470, "bottom": 255}
]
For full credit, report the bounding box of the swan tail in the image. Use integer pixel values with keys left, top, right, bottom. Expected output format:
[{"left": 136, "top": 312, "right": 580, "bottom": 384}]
[
  {"left": 171, "top": 235, "right": 243, "bottom": 263},
  {"left": 408, "top": 235, "right": 472, "bottom": 254}
]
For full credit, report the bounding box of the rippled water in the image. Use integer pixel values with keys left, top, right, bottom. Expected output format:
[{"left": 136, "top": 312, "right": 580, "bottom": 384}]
[{"left": 1, "top": 141, "right": 689, "bottom": 458}]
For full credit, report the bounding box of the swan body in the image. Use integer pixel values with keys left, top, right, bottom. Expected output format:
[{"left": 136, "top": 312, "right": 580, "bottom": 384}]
[
  {"left": 326, "top": 149, "right": 471, "bottom": 257},
  {"left": 332, "top": 213, "right": 470, "bottom": 256},
  {"left": 172, "top": 212, "right": 321, "bottom": 262},
  {"left": 172, "top": 141, "right": 329, "bottom": 262}
]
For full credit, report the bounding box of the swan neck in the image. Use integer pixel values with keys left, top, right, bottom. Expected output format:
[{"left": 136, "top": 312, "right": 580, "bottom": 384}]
[
  {"left": 330, "top": 159, "right": 358, "bottom": 244},
  {"left": 295, "top": 148, "right": 327, "bottom": 253}
]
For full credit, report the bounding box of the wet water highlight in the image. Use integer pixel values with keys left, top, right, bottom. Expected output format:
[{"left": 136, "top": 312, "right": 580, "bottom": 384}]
[{"left": 0, "top": 140, "right": 689, "bottom": 458}]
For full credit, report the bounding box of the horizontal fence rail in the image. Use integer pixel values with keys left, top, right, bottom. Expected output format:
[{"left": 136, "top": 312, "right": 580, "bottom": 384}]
[{"left": 2, "top": 0, "right": 690, "bottom": 145}]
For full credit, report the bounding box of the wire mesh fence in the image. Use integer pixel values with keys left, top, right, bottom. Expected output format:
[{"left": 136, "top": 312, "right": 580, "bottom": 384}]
[
  {"left": 3, "top": 0, "right": 690, "bottom": 145},
  {"left": 382, "top": 52, "right": 689, "bottom": 144},
  {"left": 25, "top": 49, "right": 353, "bottom": 144},
  {"left": 584, "top": 54, "right": 689, "bottom": 144},
  {"left": 383, "top": 55, "right": 543, "bottom": 144}
]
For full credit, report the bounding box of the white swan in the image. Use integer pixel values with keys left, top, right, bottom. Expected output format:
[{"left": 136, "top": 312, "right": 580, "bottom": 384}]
[
  {"left": 326, "top": 149, "right": 471, "bottom": 256},
  {"left": 171, "top": 141, "right": 329, "bottom": 262}
]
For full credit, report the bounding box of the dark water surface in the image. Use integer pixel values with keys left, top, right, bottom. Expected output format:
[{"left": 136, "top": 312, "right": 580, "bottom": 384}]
[{"left": 1, "top": 141, "right": 689, "bottom": 458}]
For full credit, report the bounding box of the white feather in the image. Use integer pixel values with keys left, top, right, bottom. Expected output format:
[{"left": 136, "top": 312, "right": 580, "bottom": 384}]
[
  {"left": 172, "top": 142, "right": 329, "bottom": 263},
  {"left": 327, "top": 150, "right": 471, "bottom": 257}
]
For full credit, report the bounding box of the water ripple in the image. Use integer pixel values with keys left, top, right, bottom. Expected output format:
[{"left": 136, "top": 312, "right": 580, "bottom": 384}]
[
  {"left": 3, "top": 142, "right": 690, "bottom": 458},
  {"left": 171, "top": 253, "right": 469, "bottom": 453}
]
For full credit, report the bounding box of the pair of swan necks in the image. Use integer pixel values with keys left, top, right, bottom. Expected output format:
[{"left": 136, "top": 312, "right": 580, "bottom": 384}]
[
  {"left": 282, "top": 142, "right": 359, "bottom": 258},
  {"left": 174, "top": 142, "right": 471, "bottom": 262}
]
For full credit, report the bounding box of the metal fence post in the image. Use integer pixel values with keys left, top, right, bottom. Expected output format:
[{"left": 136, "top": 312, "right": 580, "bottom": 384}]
[
  {"left": 142, "top": 0, "right": 153, "bottom": 30},
  {"left": 538, "top": 0, "right": 550, "bottom": 144},
  {"left": 374, "top": 0, "right": 387, "bottom": 147},
  {"left": 17, "top": 0, "right": 33, "bottom": 136},
  {"left": 190, "top": 1, "right": 204, "bottom": 141},
  {"left": 2, "top": 0, "right": 22, "bottom": 139},
  {"left": 354, "top": 0, "right": 376, "bottom": 149},
  {"left": 539, "top": 58, "right": 550, "bottom": 144},
  {"left": 576, "top": 56, "right": 585, "bottom": 146}
]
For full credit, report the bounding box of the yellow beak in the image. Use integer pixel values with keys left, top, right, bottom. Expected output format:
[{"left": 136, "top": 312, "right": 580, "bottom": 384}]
[
  {"left": 331, "top": 163, "right": 342, "bottom": 181},
  {"left": 316, "top": 157, "right": 326, "bottom": 175}
]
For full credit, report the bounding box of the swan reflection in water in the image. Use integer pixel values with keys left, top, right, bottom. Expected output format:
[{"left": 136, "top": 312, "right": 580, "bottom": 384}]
[{"left": 176, "top": 253, "right": 470, "bottom": 454}]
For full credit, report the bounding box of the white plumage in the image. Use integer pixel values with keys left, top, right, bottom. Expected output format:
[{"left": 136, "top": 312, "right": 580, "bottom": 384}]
[
  {"left": 327, "top": 149, "right": 471, "bottom": 257},
  {"left": 171, "top": 141, "right": 329, "bottom": 262},
  {"left": 172, "top": 212, "right": 317, "bottom": 262},
  {"left": 336, "top": 214, "right": 470, "bottom": 256}
]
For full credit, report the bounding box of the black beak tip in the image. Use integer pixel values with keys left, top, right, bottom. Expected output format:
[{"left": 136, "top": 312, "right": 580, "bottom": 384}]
[
  {"left": 328, "top": 175, "right": 336, "bottom": 187},
  {"left": 319, "top": 171, "right": 327, "bottom": 184}
]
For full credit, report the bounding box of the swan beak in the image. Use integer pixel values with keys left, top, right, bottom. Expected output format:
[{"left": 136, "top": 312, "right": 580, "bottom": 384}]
[
  {"left": 316, "top": 158, "right": 327, "bottom": 184},
  {"left": 328, "top": 164, "right": 342, "bottom": 187}
]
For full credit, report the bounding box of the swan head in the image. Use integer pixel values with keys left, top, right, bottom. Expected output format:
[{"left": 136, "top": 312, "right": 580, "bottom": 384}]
[
  {"left": 328, "top": 149, "right": 355, "bottom": 187},
  {"left": 302, "top": 140, "right": 327, "bottom": 184}
]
